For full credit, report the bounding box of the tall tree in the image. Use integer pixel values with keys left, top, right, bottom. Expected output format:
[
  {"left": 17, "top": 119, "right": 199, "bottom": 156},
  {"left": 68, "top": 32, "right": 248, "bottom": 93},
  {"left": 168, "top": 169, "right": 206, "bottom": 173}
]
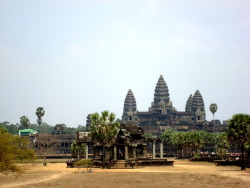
[
  {"left": 227, "top": 113, "right": 250, "bottom": 170},
  {"left": 20, "top": 116, "right": 30, "bottom": 129},
  {"left": 36, "top": 107, "right": 45, "bottom": 127},
  {"left": 90, "top": 110, "right": 120, "bottom": 168},
  {"left": 209, "top": 103, "right": 218, "bottom": 133}
]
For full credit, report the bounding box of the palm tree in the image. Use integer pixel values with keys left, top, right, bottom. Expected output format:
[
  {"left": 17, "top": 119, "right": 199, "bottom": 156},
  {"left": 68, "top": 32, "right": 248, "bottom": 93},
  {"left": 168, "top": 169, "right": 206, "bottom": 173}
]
[
  {"left": 36, "top": 107, "right": 45, "bottom": 127},
  {"left": 209, "top": 103, "right": 218, "bottom": 133},
  {"left": 20, "top": 116, "right": 30, "bottom": 129},
  {"left": 227, "top": 113, "right": 250, "bottom": 170},
  {"left": 90, "top": 110, "right": 120, "bottom": 168}
]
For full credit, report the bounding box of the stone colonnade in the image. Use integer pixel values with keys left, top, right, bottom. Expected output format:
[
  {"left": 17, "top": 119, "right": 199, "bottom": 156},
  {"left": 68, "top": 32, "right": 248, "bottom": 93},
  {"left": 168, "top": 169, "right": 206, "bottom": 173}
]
[
  {"left": 84, "top": 142, "right": 164, "bottom": 160},
  {"left": 152, "top": 141, "right": 163, "bottom": 159}
]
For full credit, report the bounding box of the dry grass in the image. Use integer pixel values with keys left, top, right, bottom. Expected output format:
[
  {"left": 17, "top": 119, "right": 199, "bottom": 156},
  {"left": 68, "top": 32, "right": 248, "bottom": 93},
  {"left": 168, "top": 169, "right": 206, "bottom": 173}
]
[{"left": 0, "top": 159, "right": 249, "bottom": 188}]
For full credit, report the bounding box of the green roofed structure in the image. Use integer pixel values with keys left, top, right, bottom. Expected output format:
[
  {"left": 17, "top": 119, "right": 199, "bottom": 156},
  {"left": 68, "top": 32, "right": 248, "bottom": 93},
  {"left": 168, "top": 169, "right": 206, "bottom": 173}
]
[{"left": 19, "top": 129, "right": 39, "bottom": 137}]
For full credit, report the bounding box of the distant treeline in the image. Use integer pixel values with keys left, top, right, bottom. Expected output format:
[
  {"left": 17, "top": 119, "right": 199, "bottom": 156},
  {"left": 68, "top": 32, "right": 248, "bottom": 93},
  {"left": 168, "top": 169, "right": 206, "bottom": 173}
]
[{"left": 0, "top": 121, "right": 86, "bottom": 135}]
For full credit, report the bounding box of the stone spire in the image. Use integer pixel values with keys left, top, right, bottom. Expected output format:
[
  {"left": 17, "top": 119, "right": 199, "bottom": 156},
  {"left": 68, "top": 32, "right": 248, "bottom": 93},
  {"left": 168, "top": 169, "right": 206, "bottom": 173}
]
[
  {"left": 185, "top": 94, "right": 193, "bottom": 113},
  {"left": 151, "top": 75, "right": 171, "bottom": 112},
  {"left": 191, "top": 90, "right": 205, "bottom": 113},
  {"left": 123, "top": 89, "right": 137, "bottom": 115}
]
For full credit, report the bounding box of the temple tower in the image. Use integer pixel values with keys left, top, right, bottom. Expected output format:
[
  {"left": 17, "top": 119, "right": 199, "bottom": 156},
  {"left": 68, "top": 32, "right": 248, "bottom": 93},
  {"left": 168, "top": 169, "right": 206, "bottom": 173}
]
[
  {"left": 185, "top": 94, "right": 193, "bottom": 113},
  {"left": 122, "top": 89, "right": 137, "bottom": 122},
  {"left": 151, "top": 75, "right": 172, "bottom": 113},
  {"left": 191, "top": 90, "right": 206, "bottom": 121}
]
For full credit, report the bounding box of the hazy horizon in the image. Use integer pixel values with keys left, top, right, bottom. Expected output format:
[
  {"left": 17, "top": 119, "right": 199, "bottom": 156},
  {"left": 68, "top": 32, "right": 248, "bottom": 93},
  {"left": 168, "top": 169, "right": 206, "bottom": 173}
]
[{"left": 0, "top": 0, "right": 249, "bottom": 127}]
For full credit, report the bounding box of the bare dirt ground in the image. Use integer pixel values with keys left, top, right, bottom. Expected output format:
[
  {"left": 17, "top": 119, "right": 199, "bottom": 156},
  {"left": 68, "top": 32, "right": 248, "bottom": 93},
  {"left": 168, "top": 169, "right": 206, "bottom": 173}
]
[{"left": 0, "top": 159, "right": 249, "bottom": 188}]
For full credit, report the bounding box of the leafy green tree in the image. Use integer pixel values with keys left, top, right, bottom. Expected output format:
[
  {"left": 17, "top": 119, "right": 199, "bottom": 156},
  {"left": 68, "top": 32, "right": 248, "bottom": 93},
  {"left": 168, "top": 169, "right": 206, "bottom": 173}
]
[
  {"left": 227, "top": 113, "right": 250, "bottom": 170},
  {"left": 171, "top": 131, "right": 186, "bottom": 157},
  {"left": 36, "top": 107, "right": 45, "bottom": 127},
  {"left": 20, "top": 116, "right": 30, "bottom": 129},
  {"left": 161, "top": 129, "right": 175, "bottom": 156},
  {"left": 90, "top": 110, "right": 120, "bottom": 168},
  {"left": 215, "top": 132, "right": 229, "bottom": 159},
  {"left": 0, "top": 126, "right": 36, "bottom": 174},
  {"left": 202, "top": 132, "right": 216, "bottom": 153},
  {"left": 70, "top": 140, "right": 86, "bottom": 158},
  {"left": 209, "top": 103, "right": 218, "bottom": 133}
]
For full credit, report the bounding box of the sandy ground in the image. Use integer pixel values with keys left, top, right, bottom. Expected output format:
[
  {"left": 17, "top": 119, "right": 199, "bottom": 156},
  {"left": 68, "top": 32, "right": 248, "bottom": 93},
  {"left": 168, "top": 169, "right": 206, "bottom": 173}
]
[{"left": 0, "top": 159, "right": 249, "bottom": 188}]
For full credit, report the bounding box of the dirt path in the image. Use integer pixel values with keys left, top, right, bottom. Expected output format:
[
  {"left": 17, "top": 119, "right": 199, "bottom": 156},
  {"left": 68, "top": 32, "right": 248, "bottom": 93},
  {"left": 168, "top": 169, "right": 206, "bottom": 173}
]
[{"left": 1, "top": 172, "right": 68, "bottom": 188}]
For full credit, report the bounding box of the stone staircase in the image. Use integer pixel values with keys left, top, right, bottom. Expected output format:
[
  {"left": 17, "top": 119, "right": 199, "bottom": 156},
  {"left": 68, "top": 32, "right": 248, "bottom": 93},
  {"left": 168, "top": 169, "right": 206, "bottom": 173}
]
[{"left": 115, "top": 160, "right": 126, "bottom": 169}]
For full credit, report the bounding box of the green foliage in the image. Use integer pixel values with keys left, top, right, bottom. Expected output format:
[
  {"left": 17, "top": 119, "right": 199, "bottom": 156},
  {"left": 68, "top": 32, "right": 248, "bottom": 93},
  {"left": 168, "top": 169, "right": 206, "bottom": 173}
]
[
  {"left": 20, "top": 116, "right": 30, "bottom": 129},
  {"left": 70, "top": 140, "right": 86, "bottom": 157},
  {"left": 74, "top": 159, "right": 93, "bottom": 173},
  {"left": 30, "top": 122, "right": 53, "bottom": 134},
  {"left": 216, "top": 148, "right": 227, "bottom": 159},
  {"left": 0, "top": 126, "right": 36, "bottom": 174},
  {"left": 0, "top": 122, "right": 19, "bottom": 134},
  {"left": 209, "top": 103, "right": 218, "bottom": 115},
  {"left": 160, "top": 129, "right": 231, "bottom": 158},
  {"left": 227, "top": 114, "right": 250, "bottom": 147},
  {"left": 36, "top": 107, "right": 45, "bottom": 126},
  {"left": 90, "top": 110, "right": 120, "bottom": 144},
  {"left": 227, "top": 113, "right": 250, "bottom": 170},
  {"left": 193, "top": 153, "right": 200, "bottom": 159},
  {"left": 75, "top": 159, "right": 92, "bottom": 168},
  {"left": 1, "top": 121, "right": 86, "bottom": 135},
  {"left": 144, "top": 133, "right": 153, "bottom": 139},
  {"left": 215, "top": 132, "right": 229, "bottom": 150}
]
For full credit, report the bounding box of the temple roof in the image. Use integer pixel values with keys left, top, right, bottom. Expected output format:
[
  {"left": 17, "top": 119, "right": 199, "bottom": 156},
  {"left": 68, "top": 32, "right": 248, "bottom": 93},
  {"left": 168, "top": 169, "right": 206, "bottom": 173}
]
[
  {"left": 154, "top": 75, "right": 169, "bottom": 102},
  {"left": 185, "top": 94, "right": 193, "bottom": 113},
  {"left": 191, "top": 90, "right": 205, "bottom": 112},
  {"left": 123, "top": 89, "right": 137, "bottom": 115},
  {"left": 151, "top": 75, "right": 170, "bottom": 111}
]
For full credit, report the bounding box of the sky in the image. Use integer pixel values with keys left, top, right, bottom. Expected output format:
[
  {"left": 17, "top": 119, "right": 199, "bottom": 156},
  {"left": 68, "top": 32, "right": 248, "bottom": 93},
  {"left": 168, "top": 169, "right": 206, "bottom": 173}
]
[{"left": 0, "top": 0, "right": 249, "bottom": 127}]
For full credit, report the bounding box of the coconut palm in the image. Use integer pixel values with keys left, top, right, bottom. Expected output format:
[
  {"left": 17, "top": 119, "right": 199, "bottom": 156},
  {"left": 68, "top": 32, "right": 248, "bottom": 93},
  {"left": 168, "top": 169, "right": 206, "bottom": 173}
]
[
  {"left": 36, "top": 107, "right": 45, "bottom": 127},
  {"left": 209, "top": 103, "right": 218, "bottom": 133},
  {"left": 90, "top": 110, "right": 120, "bottom": 168},
  {"left": 20, "top": 116, "right": 30, "bottom": 129},
  {"left": 227, "top": 113, "right": 250, "bottom": 170}
]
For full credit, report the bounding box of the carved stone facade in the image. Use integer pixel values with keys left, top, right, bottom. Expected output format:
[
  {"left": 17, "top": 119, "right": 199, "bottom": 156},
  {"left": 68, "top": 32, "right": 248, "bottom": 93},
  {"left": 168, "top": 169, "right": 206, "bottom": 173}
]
[{"left": 122, "top": 75, "right": 225, "bottom": 135}]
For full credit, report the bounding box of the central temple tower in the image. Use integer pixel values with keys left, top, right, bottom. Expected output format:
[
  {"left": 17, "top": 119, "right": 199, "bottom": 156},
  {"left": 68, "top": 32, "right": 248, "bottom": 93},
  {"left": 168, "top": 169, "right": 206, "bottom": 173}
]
[{"left": 150, "top": 75, "right": 173, "bottom": 113}]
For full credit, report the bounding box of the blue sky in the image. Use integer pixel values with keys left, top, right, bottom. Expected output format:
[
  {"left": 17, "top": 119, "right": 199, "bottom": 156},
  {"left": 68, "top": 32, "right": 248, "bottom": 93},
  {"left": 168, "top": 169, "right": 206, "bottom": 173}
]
[{"left": 0, "top": 0, "right": 249, "bottom": 127}]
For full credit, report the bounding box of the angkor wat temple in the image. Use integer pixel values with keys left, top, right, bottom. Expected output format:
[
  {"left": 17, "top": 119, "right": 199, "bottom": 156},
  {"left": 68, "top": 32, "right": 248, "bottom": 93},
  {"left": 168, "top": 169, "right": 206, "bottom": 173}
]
[{"left": 122, "top": 75, "right": 226, "bottom": 135}]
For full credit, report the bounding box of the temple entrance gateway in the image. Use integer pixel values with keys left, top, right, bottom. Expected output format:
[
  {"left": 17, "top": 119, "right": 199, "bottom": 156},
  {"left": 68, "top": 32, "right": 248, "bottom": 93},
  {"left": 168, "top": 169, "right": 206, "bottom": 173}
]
[{"left": 117, "top": 145, "right": 125, "bottom": 160}]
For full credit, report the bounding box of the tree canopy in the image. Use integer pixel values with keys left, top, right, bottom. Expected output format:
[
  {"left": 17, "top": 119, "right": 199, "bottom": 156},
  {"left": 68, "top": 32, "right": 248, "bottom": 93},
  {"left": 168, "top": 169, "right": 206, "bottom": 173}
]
[
  {"left": 36, "top": 107, "right": 45, "bottom": 126},
  {"left": 227, "top": 113, "right": 250, "bottom": 170},
  {"left": 0, "top": 126, "right": 36, "bottom": 174},
  {"left": 209, "top": 103, "right": 218, "bottom": 115},
  {"left": 20, "top": 116, "right": 30, "bottom": 129},
  {"left": 90, "top": 110, "right": 120, "bottom": 145}
]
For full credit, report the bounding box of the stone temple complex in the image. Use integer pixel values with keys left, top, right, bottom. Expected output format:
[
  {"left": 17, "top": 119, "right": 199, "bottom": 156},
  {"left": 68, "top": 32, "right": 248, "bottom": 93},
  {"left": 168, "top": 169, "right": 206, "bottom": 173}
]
[{"left": 122, "top": 75, "right": 224, "bottom": 135}]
